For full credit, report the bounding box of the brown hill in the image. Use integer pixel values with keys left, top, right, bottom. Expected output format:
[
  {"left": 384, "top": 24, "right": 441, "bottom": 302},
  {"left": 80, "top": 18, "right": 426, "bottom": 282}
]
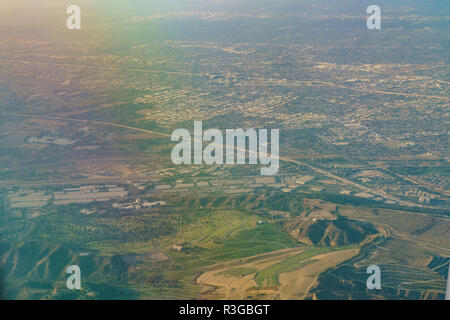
[
  {"left": 0, "top": 241, "right": 130, "bottom": 282},
  {"left": 285, "top": 217, "right": 377, "bottom": 247}
]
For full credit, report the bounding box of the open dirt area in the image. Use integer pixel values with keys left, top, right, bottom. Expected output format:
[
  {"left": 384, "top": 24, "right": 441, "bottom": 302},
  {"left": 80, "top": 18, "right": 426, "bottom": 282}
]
[
  {"left": 277, "top": 249, "right": 359, "bottom": 299},
  {"left": 196, "top": 247, "right": 359, "bottom": 300}
]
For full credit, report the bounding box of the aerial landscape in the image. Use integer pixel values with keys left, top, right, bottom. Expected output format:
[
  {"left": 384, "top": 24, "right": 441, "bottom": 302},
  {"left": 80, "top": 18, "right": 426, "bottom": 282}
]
[{"left": 0, "top": 0, "right": 449, "bottom": 300}]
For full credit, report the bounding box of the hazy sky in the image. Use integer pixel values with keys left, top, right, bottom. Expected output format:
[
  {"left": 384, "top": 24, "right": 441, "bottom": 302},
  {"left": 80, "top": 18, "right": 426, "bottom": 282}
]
[
  {"left": 0, "top": 0, "right": 221, "bottom": 27},
  {"left": 1, "top": 0, "right": 448, "bottom": 30}
]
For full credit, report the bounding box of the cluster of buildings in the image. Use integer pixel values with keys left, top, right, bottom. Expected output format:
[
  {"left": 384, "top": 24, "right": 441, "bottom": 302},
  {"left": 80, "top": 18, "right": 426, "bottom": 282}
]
[{"left": 112, "top": 199, "right": 167, "bottom": 211}]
